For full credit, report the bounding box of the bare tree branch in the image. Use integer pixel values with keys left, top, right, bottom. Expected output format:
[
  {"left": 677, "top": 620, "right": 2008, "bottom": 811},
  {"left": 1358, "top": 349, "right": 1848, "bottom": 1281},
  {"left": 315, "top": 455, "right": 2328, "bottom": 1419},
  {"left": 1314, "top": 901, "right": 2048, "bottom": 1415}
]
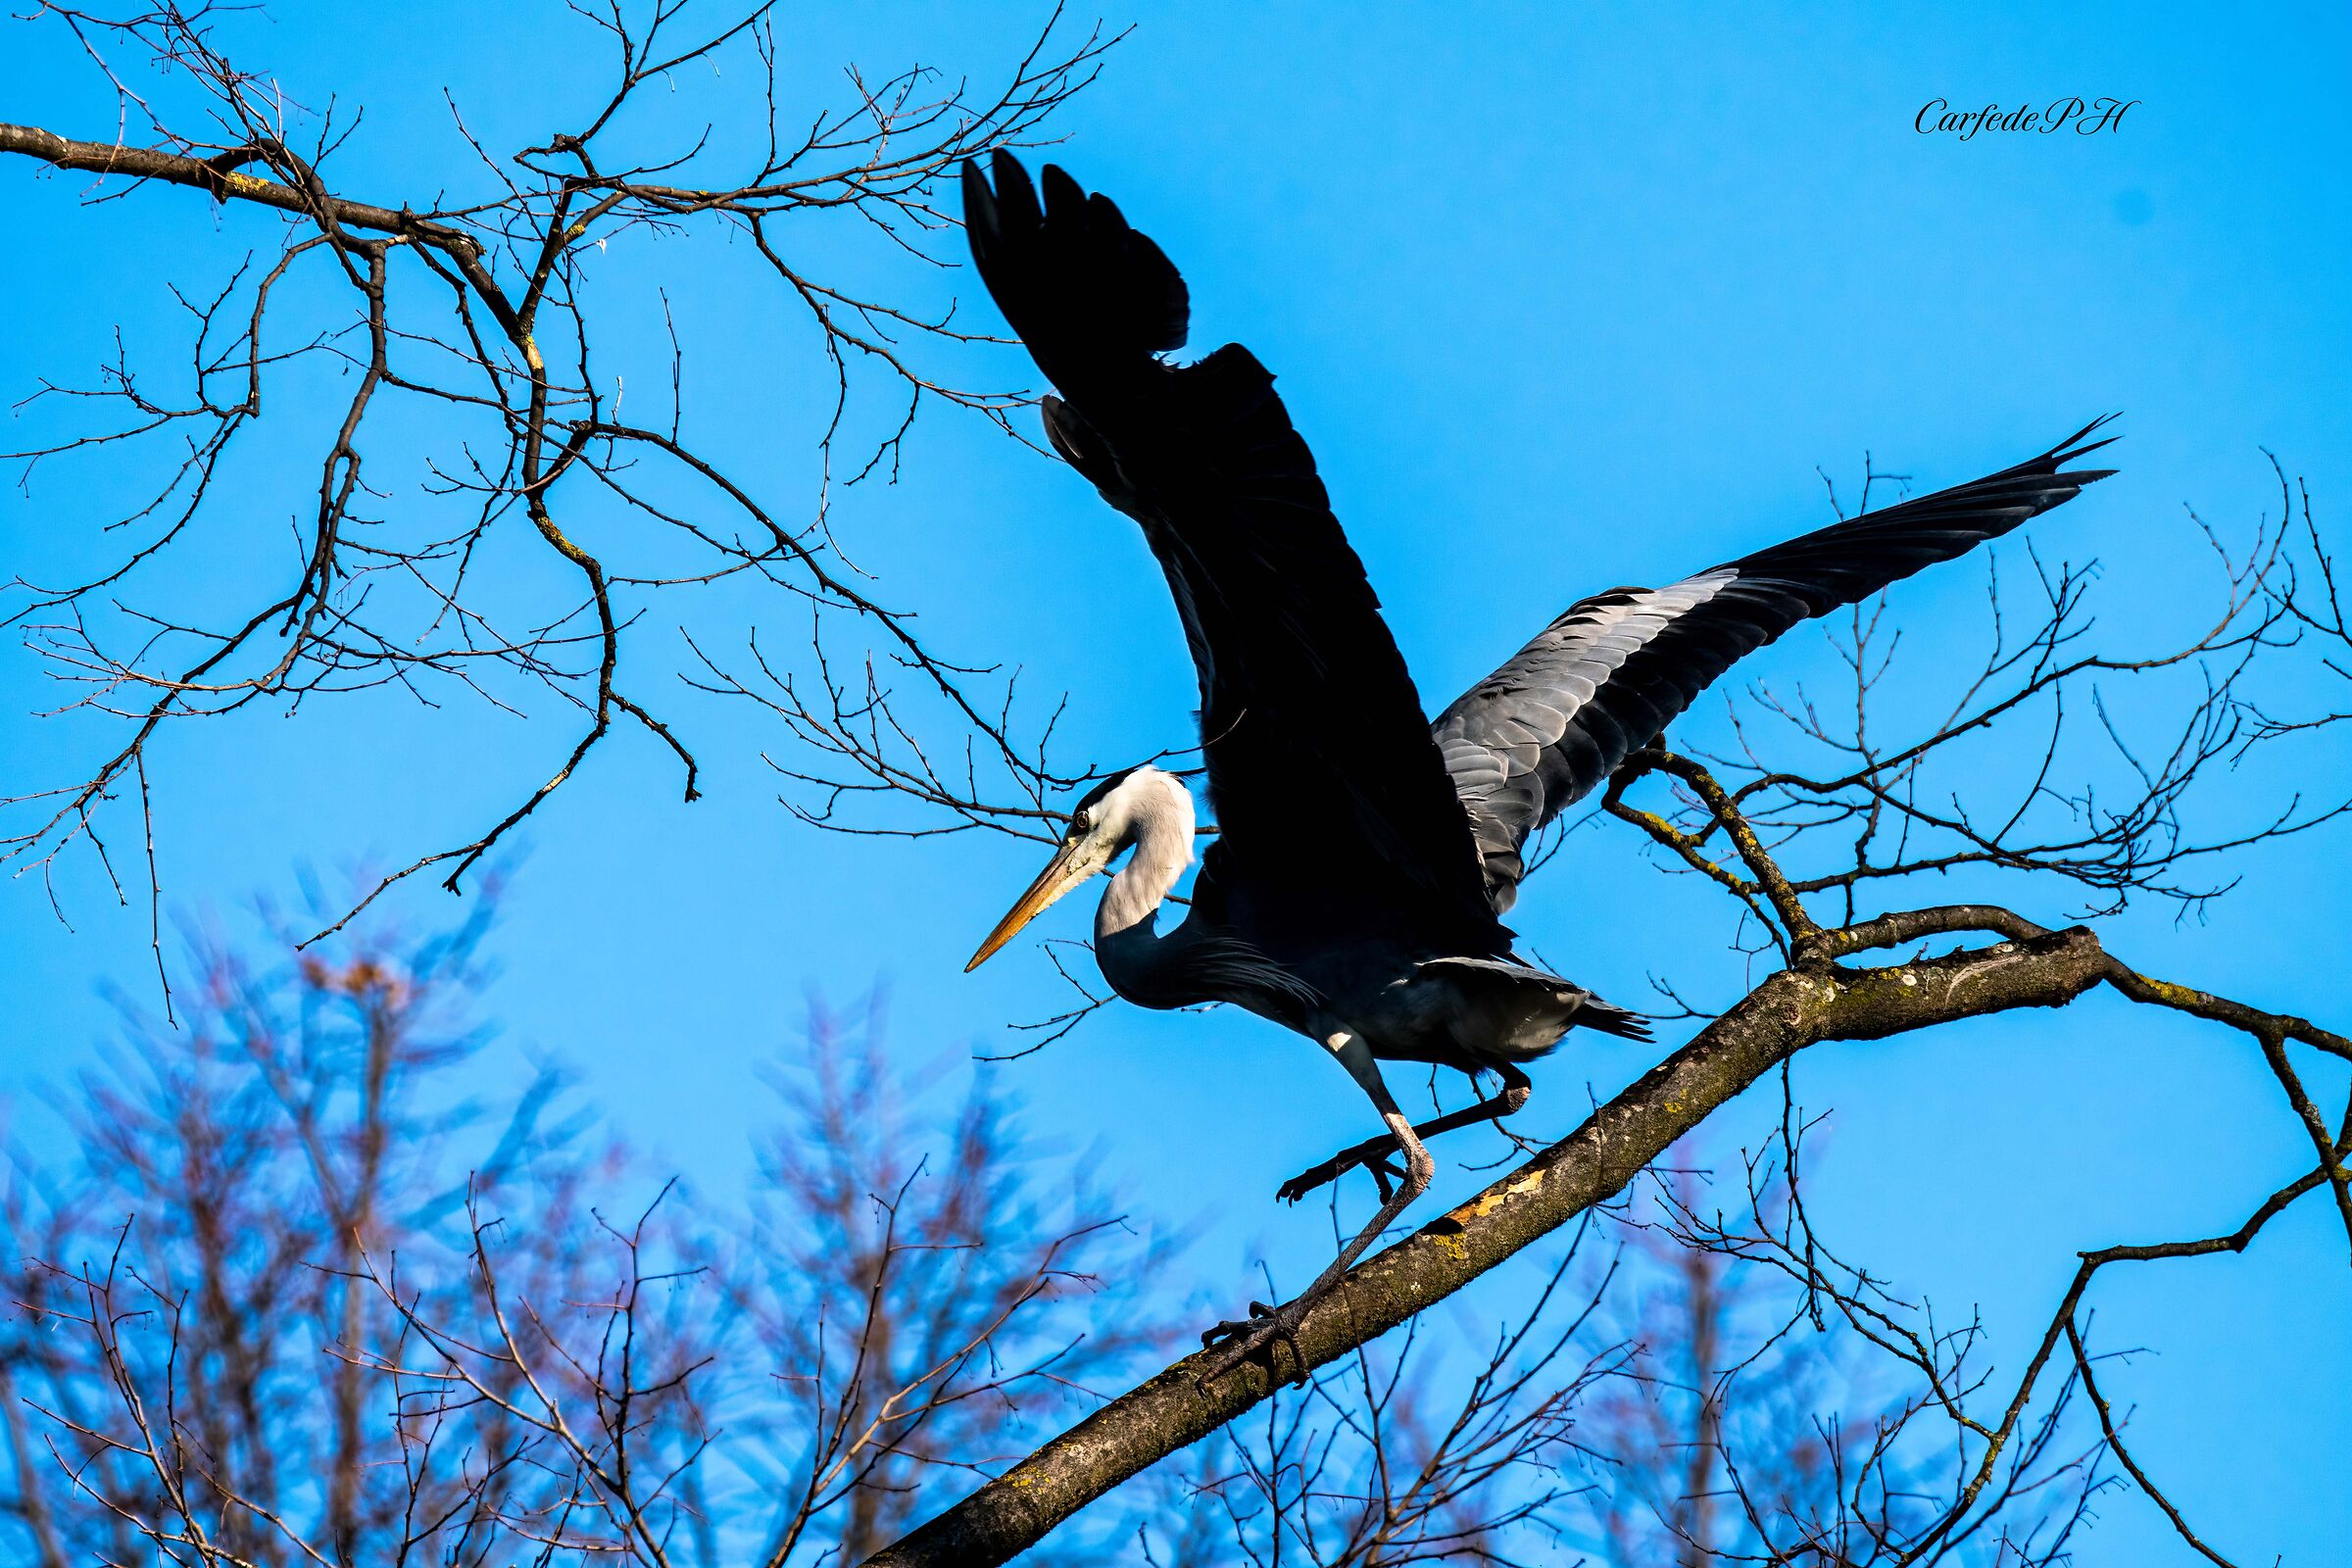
[{"left": 1, "top": 1, "right": 1117, "bottom": 939}]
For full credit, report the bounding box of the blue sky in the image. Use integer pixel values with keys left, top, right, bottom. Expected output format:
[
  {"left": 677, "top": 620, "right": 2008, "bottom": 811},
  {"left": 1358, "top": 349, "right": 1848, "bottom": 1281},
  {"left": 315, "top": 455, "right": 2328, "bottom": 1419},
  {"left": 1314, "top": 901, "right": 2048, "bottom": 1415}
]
[{"left": 4, "top": 2, "right": 2348, "bottom": 1560}]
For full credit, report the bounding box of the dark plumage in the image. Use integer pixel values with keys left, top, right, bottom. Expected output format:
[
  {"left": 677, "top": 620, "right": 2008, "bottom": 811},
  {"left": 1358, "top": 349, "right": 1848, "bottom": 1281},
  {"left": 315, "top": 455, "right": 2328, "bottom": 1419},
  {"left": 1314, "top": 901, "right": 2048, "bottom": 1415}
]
[
  {"left": 958, "top": 151, "right": 2114, "bottom": 1380},
  {"left": 964, "top": 155, "right": 1505, "bottom": 965}
]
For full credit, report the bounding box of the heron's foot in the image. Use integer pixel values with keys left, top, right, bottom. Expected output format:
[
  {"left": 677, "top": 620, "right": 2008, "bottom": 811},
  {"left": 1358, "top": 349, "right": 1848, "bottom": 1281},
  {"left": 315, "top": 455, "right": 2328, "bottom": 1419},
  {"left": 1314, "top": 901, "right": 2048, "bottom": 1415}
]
[
  {"left": 1198, "top": 1297, "right": 1312, "bottom": 1389},
  {"left": 1277, "top": 1134, "right": 1407, "bottom": 1205}
]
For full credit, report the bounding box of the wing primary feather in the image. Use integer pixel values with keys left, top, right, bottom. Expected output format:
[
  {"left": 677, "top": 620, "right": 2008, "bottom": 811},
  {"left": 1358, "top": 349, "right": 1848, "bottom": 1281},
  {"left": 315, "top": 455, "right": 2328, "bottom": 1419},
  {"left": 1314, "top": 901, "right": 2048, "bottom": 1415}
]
[
  {"left": 1436, "top": 417, "right": 2121, "bottom": 910},
  {"left": 963, "top": 154, "right": 1506, "bottom": 956}
]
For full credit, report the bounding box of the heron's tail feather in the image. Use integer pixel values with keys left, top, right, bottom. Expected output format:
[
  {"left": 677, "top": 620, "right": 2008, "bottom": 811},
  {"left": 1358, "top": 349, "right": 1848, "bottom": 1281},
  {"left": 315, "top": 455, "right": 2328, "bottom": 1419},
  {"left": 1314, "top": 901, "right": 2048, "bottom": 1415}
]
[
  {"left": 1572, "top": 997, "right": 1654, "bottom": 1043},
  {"left": 1419, "top": 956, "right": 1654, "bottom": 1059}
]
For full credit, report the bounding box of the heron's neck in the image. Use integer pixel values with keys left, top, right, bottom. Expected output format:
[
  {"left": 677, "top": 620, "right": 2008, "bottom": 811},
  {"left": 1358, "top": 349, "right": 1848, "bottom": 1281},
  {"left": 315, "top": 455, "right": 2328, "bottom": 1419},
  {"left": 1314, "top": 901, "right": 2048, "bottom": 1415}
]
[
  {"left": 1096, "top": 778, "right": 1195, "bottom": 944},
  {"left": 1088, "top": 772, "right": 1311, "bottom": 1022}
]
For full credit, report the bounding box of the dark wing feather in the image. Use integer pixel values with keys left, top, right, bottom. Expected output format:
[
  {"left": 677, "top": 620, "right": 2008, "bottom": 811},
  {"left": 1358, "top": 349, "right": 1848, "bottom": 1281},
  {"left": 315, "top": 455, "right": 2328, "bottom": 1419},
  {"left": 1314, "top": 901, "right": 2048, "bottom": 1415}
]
[
  {"left": 1434, "top": 419, "right": 2119, "bottom": 909},
  {"left": 964, "top": 153, "right": 1503, "bottom": 955}
]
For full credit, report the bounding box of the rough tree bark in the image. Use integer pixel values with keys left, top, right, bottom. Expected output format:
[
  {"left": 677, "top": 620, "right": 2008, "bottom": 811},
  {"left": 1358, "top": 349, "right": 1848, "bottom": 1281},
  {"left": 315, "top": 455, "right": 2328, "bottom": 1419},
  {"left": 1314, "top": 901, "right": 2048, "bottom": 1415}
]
[{"left": 866, "top": 913, "right": 2207, "bottom": 1566}]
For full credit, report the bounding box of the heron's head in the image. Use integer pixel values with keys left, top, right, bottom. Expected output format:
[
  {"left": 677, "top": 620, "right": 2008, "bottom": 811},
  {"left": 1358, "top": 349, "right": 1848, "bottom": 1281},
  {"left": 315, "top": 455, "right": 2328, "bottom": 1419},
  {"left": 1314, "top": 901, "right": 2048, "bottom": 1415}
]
[{"left": 964, "top": 766, "right": 1185, "bottom": 971}]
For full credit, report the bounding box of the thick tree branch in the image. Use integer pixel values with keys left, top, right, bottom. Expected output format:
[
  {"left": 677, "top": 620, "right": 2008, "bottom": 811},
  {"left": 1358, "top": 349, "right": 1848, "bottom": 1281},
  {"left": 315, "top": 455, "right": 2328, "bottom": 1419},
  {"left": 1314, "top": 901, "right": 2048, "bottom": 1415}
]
[
  {"left": 865, "top": 922, "right": 2114, "bottom": 1566},
  {"left": 0, "top": 122, "right": 519, "bottom": 330},
  {"left": 2, "top": 121, "right": 429, "bottom": 231}
]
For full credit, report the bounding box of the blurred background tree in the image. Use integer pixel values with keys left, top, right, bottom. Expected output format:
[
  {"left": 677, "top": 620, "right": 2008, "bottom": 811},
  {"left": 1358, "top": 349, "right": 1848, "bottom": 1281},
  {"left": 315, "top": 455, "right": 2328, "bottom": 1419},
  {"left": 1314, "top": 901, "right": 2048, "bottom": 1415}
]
[
  {"left": 2, "top": 905, "right": 2122, "bottom": 1565},
  {"left": 0, "top": 903, "right": 1177, "bottom": 1565}
]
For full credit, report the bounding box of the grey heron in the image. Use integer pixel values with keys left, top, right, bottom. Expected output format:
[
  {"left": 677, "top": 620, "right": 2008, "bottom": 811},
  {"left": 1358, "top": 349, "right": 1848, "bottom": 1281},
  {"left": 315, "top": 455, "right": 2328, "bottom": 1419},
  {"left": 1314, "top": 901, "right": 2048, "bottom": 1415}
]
[{"left": 957, "top": 151, "right": 2114, "bottom": 1383}]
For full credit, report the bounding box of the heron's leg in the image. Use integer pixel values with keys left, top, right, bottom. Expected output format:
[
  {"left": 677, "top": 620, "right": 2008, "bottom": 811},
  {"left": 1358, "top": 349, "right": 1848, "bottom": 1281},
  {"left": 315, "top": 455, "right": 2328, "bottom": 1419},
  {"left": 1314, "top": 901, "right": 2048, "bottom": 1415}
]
[
  {"left": 1277, "top": 1062, "right": 1531, "bottom": 1204},
  {"left": 1201, "top": 1028, "right": 1435, "bottom": 1388}
]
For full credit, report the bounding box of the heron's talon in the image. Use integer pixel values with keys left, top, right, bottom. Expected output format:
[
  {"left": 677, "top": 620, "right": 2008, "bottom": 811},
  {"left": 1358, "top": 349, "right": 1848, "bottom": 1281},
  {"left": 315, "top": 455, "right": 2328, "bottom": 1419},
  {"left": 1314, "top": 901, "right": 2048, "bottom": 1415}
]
[
  {"left": 1276, "top": 1164, "right": 1341, "bottom": 1205},
  {"left": 1277, "top": 1134, "right": 1407, "bottom": 1205},
  {"left": 1198, "top": 1298, "right": 1310, "bottom": 1388}
]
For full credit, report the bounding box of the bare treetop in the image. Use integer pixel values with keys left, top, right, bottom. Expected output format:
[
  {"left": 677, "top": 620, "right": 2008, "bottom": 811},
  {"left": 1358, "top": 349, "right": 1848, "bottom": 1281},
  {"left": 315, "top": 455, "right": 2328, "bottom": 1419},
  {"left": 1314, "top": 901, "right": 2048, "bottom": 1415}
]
[{"left": 0, "top": 0, "right": 1113, "bottom": 963}]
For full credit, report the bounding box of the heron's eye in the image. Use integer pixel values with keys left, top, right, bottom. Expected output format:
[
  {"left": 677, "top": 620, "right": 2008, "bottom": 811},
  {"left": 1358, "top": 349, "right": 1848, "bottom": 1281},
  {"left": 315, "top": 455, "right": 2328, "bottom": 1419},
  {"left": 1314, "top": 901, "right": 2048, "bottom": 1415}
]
[{"left": 1071, "top": 808, "right": 1093, "bottom": 835}]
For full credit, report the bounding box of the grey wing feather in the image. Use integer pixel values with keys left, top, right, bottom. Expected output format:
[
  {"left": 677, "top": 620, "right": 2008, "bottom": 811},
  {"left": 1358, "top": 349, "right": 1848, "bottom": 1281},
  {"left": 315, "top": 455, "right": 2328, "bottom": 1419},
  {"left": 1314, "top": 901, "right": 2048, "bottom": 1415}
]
[{"left": 1435, "top": 418, "right": 2119, "bottom": 910}]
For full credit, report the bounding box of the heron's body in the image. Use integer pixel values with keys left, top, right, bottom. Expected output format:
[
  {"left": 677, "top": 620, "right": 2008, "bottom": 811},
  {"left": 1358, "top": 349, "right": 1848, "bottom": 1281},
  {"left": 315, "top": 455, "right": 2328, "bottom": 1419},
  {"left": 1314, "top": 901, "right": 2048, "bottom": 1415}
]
[
  {"left": 1074, "top": 766, "right": 1619, "bottom": 1069},
  {"left": 956, "top": 152, "right": 2116, "bottom": 1379}
]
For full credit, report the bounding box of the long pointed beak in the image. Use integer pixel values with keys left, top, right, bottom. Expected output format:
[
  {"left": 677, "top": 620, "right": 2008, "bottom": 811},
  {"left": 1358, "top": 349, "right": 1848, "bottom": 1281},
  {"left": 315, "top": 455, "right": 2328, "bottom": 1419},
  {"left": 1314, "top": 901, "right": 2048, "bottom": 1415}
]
[{"left": 965, "top": 840, "right": 1094, "bottom": 972}]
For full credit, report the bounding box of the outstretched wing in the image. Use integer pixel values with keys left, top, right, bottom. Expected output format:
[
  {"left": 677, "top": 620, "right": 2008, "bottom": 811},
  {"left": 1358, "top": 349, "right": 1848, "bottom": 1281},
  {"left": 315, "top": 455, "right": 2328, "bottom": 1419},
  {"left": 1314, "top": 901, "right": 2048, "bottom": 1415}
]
[
  {"left": 963, "top": 152, "right": 1502, "bottom": 954},
  {"left": 1434, "top": 419, "right": 2119, "bottom": 910}
]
